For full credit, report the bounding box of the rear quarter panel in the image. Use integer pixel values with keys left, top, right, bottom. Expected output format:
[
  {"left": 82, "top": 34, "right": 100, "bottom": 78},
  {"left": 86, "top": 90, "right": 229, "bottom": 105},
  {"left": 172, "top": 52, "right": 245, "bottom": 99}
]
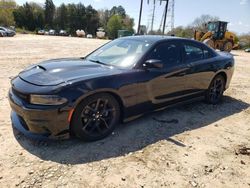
[{"left": 216, "top": 52, "right": 235, "bottom": 89}]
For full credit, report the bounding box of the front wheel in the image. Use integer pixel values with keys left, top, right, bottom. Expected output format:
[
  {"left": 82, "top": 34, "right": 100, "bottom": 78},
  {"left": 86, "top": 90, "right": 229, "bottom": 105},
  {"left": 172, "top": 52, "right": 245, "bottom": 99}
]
[
  {"left": 71, "top": 93, "right": 120, "bottom": 141},
  {"left": 205, "top": 75, "right": 225, "bottom": 104},
  {"left": 222, "top": 41, "right": 233, "bottom": 52}
]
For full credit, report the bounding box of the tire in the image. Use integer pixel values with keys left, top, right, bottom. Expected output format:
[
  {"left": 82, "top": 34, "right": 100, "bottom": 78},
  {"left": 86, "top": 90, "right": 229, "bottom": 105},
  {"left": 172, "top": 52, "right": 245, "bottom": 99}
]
[
  {"left": 205, "top": 75, "right": 225, "bottom": 104},
  {"left": 222, "top": 41, "right": 233, "bottom": 52},
  {"left": 203, "top": 39, "right": 215, "bottom": 49},
  {"left": 71, "top": 93, "right": 121, "bottom": 141}
]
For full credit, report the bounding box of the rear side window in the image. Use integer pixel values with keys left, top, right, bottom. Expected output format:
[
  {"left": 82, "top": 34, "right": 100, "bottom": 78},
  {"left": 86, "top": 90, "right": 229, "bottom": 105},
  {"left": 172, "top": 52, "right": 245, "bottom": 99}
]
[
  {"left": 184, "top": 44, "right": 203, "bottom": 62},
  {"left": 147, "top": 42, "right": 181, "bottom": 65},
  {"left": 204, "top": 49, "right": 215, "bottom": 59}
]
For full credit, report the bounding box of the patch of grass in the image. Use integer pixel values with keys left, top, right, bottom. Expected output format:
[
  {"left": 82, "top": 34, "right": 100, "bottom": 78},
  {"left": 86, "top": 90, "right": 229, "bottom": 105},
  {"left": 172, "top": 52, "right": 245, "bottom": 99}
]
[{"left": 15, "top": 28, "right": 36, "bottom": 34}]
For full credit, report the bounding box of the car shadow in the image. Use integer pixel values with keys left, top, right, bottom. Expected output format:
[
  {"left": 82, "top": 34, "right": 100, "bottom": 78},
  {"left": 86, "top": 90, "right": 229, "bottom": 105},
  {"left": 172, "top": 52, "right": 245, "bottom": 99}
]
[
  {"left": 14, "top": 96, "right": 249, "bottom": 165},
  {"left": 231, "top": 53, "right": 239, "bottom": 57}
]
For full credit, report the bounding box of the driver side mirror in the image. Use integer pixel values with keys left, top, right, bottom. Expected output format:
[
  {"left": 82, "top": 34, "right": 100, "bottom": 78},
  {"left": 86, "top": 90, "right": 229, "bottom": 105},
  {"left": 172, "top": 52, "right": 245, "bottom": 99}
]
[{"left": 143, "top": 59, "right": 163, "bottom": 69}]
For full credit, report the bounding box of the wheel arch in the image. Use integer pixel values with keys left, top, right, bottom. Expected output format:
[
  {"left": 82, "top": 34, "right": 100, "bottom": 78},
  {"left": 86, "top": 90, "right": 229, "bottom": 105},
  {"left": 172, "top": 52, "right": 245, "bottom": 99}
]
[
  {"left": 104, "top": 91, "right": 124, "bottom": 121},
  {"left": 71, "top": 89, "right": 125, "bottom": 122},
  {"left": 214, "top": 71, "right": 227, "bottom": 90}
]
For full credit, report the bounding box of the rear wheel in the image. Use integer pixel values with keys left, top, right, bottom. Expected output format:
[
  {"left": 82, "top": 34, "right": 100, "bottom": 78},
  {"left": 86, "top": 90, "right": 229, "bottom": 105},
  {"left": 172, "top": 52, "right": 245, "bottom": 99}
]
[
  {"left": 222, "top": 41, "right": 233, "bottom": 52},
  {"left": 71, "top": 93, "right": 120, "bottom": 141},
  {"left": 205, "top": 75, "right": 225, "bottom": 104}
]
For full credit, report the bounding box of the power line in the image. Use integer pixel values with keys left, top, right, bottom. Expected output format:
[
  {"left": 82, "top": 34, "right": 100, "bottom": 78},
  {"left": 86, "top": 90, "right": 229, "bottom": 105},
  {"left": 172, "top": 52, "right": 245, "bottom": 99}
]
[{"left": 137, "top": 0, "right": 175, "bottom": 34}]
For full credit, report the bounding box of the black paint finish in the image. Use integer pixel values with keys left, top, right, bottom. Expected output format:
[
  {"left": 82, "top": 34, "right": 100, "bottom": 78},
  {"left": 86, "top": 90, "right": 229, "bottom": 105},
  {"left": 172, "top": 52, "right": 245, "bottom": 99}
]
[{"left": 8, "top": 36, "right": 234, "bottom": 139}]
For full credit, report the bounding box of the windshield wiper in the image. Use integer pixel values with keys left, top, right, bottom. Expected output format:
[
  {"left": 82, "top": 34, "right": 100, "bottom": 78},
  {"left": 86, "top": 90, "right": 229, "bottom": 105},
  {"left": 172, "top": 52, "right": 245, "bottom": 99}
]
[{"left": 88, "top": 59, "right": 110, "bottom": 66}]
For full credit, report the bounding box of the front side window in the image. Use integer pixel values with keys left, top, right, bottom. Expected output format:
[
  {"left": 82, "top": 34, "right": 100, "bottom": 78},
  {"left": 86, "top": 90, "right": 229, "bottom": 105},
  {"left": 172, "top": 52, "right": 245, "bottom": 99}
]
[
  {"left": 184, "top": 44, "right": 204, "bottom": 62},
  {"left": 147, "top": 42, "right": 181, "bottom": 65},
  {"left": 86, "top": 39, "right": 152, "bottom": 67}
]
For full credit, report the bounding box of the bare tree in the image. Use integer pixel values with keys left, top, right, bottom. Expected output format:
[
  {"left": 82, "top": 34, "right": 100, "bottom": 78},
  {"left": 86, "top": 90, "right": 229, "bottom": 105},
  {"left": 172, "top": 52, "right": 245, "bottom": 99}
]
[
  {"left": 191, "top": 14, "right": 219, "bottom": 32},
  {"left": 98, "top": 9, "right": 110, "bottom": 29},
  {"left": 167, "top": 26, "right": 193, "bottom": 38}
]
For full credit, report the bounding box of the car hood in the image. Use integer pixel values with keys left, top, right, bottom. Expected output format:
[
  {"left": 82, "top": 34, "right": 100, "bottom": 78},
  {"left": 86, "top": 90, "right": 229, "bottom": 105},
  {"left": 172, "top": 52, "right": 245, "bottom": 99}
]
[{"left": 19, "top": 58, "right": 122, "bottom": 86}]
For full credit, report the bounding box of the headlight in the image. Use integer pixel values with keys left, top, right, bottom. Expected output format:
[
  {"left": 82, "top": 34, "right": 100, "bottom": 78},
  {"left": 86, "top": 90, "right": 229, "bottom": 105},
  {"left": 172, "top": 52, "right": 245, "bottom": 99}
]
[{"left": 30, "top": 95, "right": 68, "bottom": 105}]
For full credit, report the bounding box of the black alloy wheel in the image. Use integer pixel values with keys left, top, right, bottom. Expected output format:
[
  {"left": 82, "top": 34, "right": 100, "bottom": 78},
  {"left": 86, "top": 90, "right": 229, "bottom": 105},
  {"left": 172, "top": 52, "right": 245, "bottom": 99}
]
[
  {"left": 71, "top": 93, "right": 120, "bottom": 141},
  {"left": 205, "top": 75, "right": 225, "bottom": 104}
]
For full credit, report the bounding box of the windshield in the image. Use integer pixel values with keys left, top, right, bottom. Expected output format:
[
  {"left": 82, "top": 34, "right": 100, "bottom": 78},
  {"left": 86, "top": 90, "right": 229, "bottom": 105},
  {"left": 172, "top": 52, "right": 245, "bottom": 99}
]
[
  {"left": 207, "top": 22, "right": 219, "bottom": 32},
  {"left": 86, "top": 38, "right": 152, "bottom": 67}
]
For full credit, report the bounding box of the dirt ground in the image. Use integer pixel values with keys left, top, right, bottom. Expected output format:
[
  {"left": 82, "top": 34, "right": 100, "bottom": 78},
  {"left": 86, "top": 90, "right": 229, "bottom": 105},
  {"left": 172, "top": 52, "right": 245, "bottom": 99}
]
[{"left": 0, "top": 34, "right": 249, "bottom": 188}]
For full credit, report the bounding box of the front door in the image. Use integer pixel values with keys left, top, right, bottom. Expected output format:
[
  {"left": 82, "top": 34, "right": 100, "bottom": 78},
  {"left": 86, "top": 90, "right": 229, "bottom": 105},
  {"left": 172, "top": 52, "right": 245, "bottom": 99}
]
[{"left": 143, "top": 41, "right": 190, "bottom": 104}]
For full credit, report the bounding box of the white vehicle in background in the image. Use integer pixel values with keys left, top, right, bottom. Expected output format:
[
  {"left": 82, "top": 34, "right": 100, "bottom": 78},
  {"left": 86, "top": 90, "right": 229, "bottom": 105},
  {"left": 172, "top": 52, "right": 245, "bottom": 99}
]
[
  {"left": 59, "top": 30, "right": 68, "bottom": 36},
  {"left": 96, "top": 28, "right": 105, "bottom": 39},
  {"left": 0, "top": 30, "right": 7, "bottom": 37},
  {"left": 86, "top": 34, "right": 93, "bottom": 38},
  {"left": 49, "top": 29, "right": 56, "bottom": 35},
  {"left": 37, "top": 30, "right": 45, "bottom": 35},
  {"left": 76, "top": 29, "right": 85, "bottom": 37}
]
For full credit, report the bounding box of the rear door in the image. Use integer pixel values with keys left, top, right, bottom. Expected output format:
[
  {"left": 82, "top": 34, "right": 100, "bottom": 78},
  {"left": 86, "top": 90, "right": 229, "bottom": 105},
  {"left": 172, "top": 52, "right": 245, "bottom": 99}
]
[{"left": 181, "top": 41, "right": 216, "bottom": 94}]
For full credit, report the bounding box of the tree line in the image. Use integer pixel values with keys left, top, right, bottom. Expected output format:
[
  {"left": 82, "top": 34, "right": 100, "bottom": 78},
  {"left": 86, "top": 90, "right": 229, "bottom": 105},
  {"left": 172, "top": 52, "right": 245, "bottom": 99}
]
[{"left": 0, "top": 0, "right": 134, "bottom": 38}]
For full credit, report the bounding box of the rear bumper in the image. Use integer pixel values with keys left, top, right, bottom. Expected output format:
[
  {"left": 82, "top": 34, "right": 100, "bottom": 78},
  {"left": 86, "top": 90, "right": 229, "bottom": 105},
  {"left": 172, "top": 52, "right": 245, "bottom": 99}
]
[
  {"left": 225, "top": 66, "right": 234, "bottom": 90},
  {"left": 8, "top": 89, "right": 70, "bottom": 140}
]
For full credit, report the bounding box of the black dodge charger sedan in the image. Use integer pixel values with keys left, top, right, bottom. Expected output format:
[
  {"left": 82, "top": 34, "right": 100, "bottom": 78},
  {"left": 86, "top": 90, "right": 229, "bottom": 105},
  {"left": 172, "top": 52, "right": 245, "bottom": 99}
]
[{"left": 9, "top": 36, "right": 234, "bottom": 141}]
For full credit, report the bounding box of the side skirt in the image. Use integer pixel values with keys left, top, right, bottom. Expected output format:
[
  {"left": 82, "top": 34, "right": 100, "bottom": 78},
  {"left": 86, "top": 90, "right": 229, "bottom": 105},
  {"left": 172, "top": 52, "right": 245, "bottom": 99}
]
[{"left": 123, "top": 96, "right": 205, "bottom": 123}]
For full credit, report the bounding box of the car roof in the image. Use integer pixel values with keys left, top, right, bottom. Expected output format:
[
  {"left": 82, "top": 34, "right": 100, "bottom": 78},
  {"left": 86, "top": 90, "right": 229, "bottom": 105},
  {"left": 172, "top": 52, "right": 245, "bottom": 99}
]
[
  {"left": 120, "top": 35, "right": 217, "bottom": 55},
  {"left": 121, "top": 35, "right": 201, "bottom": 45},
  {"left": 119, "top": 35, "right": 212, "bottom": 50}
]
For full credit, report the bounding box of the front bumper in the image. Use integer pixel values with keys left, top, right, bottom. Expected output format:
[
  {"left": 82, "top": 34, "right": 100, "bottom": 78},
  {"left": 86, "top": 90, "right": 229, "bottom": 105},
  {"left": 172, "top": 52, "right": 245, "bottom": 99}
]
[
  {"left": 9, "top": 89, "right": 70, "bottom": 140},
  {"left": 11, "top": 111, "right": 51, "bottom": 140}
]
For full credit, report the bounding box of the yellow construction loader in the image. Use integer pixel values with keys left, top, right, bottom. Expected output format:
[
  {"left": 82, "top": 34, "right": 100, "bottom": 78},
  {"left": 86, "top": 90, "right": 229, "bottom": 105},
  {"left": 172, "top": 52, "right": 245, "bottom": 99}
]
[{"left": 194, "top": 21, "right": 237, "bottom": 52}]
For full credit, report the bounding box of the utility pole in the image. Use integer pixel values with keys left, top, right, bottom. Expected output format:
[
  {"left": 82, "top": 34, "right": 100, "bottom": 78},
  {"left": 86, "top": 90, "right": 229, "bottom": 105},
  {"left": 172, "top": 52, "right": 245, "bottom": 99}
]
[
  {"left": 150, "top": 0, "right": 156, "bottom": 32},
  {"left": 159, "top": 4, "right": 166, "bottom": 31},
  {"left": 137, "top": 0, "right": 144, "bottom": 34},
  {"left": 171, "top": 0, "right": 175, "bottom": 30},
  {"left": 162, "top": 0, "right": 169, "bottom": 35}
]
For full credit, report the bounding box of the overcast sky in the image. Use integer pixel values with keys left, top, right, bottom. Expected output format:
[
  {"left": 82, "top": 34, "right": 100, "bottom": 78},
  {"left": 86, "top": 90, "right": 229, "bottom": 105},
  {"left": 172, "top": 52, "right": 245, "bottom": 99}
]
[{"left": 15, "top": 0, "right": 250, "bottom": 34}]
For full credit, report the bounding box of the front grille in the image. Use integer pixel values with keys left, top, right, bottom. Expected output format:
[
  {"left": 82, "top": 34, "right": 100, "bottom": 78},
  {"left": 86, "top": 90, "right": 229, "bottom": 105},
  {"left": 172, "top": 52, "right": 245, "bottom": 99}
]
[{"left": 12, "top": 88, "right": 29, "bottom": 102}]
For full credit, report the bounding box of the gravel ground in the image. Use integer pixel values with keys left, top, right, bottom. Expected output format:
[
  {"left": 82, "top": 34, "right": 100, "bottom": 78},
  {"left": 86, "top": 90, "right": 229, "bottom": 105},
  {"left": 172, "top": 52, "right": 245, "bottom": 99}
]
[{"left": 0, "top": 34, "right": 249, "bottom": 188}]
